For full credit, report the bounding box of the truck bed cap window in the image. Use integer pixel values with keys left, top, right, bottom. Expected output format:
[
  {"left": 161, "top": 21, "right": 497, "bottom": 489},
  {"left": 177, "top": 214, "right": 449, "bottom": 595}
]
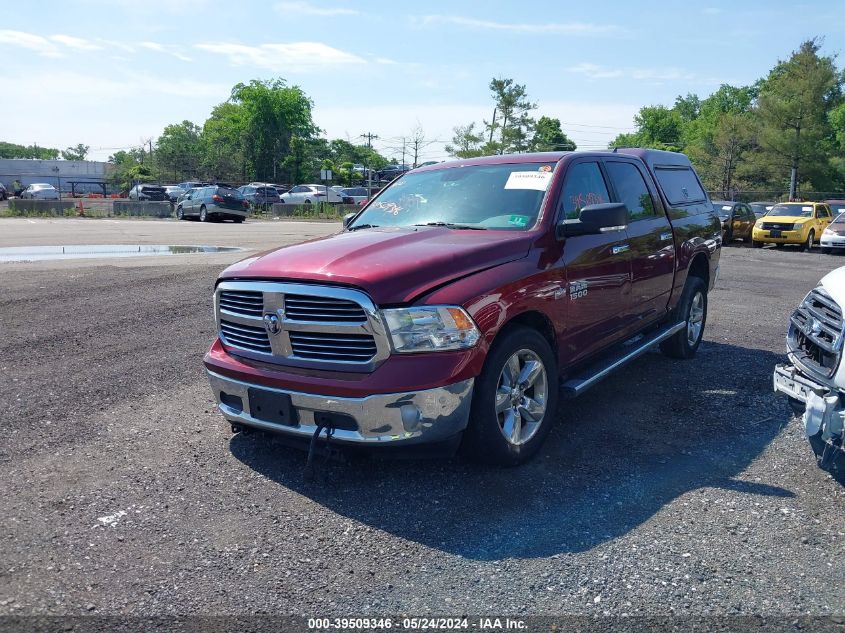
[{"left": 653, "top": 166, "right": 706, "bottom": 206}]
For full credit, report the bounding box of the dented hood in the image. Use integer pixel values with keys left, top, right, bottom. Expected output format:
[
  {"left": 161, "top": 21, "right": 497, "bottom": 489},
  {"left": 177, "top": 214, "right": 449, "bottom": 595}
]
[{"left": 219, "top": 226, "right": 533, "bottom": 305}]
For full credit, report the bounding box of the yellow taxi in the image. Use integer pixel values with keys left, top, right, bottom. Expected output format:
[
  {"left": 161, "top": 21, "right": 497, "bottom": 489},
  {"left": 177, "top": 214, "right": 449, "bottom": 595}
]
[{"left": 751, "top": 202, "right": 834, "bottom": 251}]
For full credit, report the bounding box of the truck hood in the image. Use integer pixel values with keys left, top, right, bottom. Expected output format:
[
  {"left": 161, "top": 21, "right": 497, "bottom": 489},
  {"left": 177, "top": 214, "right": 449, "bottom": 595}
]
[{"left": 219, "top": 226, "right": 533, "bottom": 304}]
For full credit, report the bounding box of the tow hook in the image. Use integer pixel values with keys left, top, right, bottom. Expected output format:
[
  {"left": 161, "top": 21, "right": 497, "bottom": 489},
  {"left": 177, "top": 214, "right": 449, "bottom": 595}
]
[{"left": 304, "top": 423, "right": 338, "bottom": 482}]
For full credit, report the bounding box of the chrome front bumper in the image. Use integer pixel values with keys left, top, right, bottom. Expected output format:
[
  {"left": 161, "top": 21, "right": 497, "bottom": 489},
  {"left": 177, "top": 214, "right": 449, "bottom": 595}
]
[{"left": 207, "top": 370, "right": 474, "bottom": 445}]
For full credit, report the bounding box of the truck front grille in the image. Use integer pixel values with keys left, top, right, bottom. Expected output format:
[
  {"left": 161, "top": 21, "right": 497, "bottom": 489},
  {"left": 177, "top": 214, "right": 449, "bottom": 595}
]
[
  {"left": 220, "top": 319, "right": 272, "bottom": 353},
  {"left": 289, "top": 332, "right": 377, "bottom": 362},
  {"left": 214, "top": 281, "right": 389, "bottom": 373},
  {"left": 789, "top": 287, "right": 844, "bottom": 379},
  {"left": 284, "top": 294, "right": 367, "bottom": 323},
  {"left": 219, "top": 290, "right": 264, "bottom": 317}
]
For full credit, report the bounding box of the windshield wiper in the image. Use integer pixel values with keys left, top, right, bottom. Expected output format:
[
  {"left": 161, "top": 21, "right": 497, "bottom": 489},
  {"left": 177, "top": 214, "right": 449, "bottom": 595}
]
[
  {"left": 413, "top": 222, "right": 486, "bottom": 230},
  {"left": 347, "top": 224, "right": 379, "bottom": 231}
]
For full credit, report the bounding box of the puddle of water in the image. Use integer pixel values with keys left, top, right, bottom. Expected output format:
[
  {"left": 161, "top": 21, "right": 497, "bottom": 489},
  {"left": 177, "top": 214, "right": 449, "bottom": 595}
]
[{"left": 0, "top": 244, "right": 244, "bottom": 262}]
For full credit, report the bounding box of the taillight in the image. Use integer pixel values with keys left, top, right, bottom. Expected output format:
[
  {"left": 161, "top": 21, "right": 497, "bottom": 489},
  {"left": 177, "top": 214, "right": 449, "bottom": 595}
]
[
  {"left": 212, "top": 194, "right": 223, "bottom": 202},
  {"left": 242, "top": 200, "right": 249, "bottom": 209}
]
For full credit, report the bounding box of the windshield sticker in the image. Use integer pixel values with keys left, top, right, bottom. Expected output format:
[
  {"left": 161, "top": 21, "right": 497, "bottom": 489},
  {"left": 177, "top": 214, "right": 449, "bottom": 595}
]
[
  {"left": 802, "top": 206, "right": 813, "bottom": 212},
  {"left": 505, "top": 171, "right": 552, "bottom": 191},
  {"left": 508, "top": 215, "right": 530, "bottom": 227},
  {"left": 539, "top": 165, "right": 552, "bottom": 173},
  {"left": 721, "top": 205, "right": 732, "bottom": 211},
  {"left": 371, "top": 201, "right": 403, "bottom": 215}
]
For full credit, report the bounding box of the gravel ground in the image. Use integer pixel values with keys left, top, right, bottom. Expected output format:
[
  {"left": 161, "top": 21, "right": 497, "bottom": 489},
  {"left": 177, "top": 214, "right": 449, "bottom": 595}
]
[{"left": 0, "top": 218, "right": 843, "bottom": 618}]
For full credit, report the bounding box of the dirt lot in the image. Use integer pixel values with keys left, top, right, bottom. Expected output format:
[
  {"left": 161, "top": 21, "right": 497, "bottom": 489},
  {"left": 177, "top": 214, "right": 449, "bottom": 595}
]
[{"left": 0, "top": 218, "right": 843, "bottom": 618}]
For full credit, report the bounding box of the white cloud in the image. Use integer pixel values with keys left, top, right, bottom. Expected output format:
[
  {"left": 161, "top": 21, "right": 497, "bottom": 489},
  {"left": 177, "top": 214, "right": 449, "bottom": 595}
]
[
  {"left": 0, "top": 29, "right": 62, "bottom": 57},
  {"left": 49, "top": 34, "right": 102, "bottom": 51},
  {"left": 195, "top": 41, "right": 366, "bottom": 71},
  {"left": 275, "top": 1, "right": 359, "bottom": 16},
  {"left": 566, "top": 62, "right": 695, "bottom": 82},
  {"left": 140, "top": 41, "right": 192, "bottom": 62},
  {"left": 414, "top": 15, "right": 620, "bottom": 35}
]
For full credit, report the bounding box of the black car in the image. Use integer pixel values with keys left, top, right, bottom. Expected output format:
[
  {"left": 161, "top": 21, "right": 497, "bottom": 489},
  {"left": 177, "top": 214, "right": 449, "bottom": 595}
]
[
  {"left": 237, "top": 185, "right": 280, "bottom": 207},
  {"left": 176, "top": 185, "right": 249, "bottom": 222},
  {"left": 129, "top": 184, "right": 168, "bottom": 201},
  {"left": 712, "top": 200, "right": 756, "bottom": 243}
]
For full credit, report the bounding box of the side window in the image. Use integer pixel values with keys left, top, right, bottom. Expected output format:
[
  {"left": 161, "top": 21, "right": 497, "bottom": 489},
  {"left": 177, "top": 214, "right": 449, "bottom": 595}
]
[
  {"left": 653, "top": 167, "right": 707, "bottom": 206},
  {"left": 605, "top": 161, "right": 655, "bottom": 222},
  {"left": 558, "top": 162, "right": 610, "bottom": 220},
  {"left": 744, "top": 204, "right": 754, "bottom": 220}
]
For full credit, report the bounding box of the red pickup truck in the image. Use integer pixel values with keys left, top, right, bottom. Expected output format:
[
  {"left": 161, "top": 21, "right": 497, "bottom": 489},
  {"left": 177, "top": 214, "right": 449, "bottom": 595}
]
[{"left": 204, "top": 149, "right": 720, "bottom": 465}]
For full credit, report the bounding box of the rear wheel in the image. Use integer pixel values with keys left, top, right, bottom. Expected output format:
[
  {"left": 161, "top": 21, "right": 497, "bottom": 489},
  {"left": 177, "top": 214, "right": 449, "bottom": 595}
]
[
  {"left": 199, "top": 206, "right": 208, "bottom": 222},
  {"left": 462, "top": 326, "right": 558, "bottom": 466},
  {"left": 304, "top": 199, "right": 312, "bottom": 204},
  {"left": 176, "top": 206, "right": 184, "bottom": 220},
  {"left": 660, "top": 276, "right": 707, "bottom": 360}
]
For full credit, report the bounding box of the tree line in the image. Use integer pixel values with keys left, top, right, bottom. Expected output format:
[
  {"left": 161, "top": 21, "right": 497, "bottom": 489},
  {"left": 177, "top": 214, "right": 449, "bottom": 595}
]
[{"left": 0, "top": 141, "right": 90, "bottom": 161}]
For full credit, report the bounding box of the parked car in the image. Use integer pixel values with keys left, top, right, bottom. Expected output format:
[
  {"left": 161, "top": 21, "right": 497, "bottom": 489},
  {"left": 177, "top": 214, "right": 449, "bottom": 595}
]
[
  {"left": 204, "top": 148, "right": 720, "bottom": 465},
  {"left": 749, "top": 201, "right": 775, "bottom": 218},
  {"left": 171, "top": 181, "right": 211, "bottom": 202},
  {"left": 176, "top": 185, "right": 249, "bottom": 223},
  {"left": 279, "top": 184, "right": 344, "bottom": 204},
  {"left": 825, "top": 199, "right": 845, "bottom": 215},
  {"left": 378, "top": 164, "right": 410, "bottom": 181},
  {"left": 238, "top": 185, "right": 280, "bottom": 207},
  {"left": 21, "top": 183, "right": 59, "bottom": 200},
  {"left": 339, "top": 187, "right": 368, "bottom": 204},
  {"left": 820, "top": 212, "right": 845, "bottom": 253},
  {"left": 0, "top": 182, "right": 7, "bottom": 201},
  {"left": 164, "top": 185, "right": 182, "bottom": 203},
  {"left": 128, "top": 184, "right": 168, "bottom": 201},
  {"left": 712, "top": 200, "right": 755, "bottom": 244},
  {"left": 774, "top": 267, "right": 845, "bottom": 478},
  {"left": 751, "top": 201, "right": 834, "bottom": 250}
]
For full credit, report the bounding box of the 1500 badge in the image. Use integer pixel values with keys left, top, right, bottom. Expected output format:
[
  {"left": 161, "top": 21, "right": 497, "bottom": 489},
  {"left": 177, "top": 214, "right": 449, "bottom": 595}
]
[{"left": 569, "top": 280, "right": 588, "bottom": 299}]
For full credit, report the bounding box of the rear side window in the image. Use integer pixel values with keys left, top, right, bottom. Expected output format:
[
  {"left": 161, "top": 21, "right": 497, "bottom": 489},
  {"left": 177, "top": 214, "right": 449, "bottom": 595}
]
[
  {"left": 653, "top": 167, "right": 706, "bottom": 206},
  {"left": 605, "top": 161, "right": 655, "bottom": 221},
  {"left": 559, "top": 162, "right": 610, "bottom": 220}
]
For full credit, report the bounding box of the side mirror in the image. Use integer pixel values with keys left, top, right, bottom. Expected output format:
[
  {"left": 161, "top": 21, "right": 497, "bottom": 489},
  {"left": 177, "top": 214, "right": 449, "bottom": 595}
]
[
  {"left": 556, "top": 202, "right": 628, "bottom": 239},
  {"left": 343, "top": 212, "right": 356, "bottom": 228}
]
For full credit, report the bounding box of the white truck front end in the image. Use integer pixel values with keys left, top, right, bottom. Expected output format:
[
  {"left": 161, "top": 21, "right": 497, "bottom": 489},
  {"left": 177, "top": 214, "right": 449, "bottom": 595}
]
[{"left": 773, "top": 266, "right": 845, "bottom": 476}]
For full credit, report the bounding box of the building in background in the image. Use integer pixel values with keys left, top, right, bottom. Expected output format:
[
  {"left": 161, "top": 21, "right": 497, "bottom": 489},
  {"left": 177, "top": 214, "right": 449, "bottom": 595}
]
[{"left": 0, "top": 159, "right": 114, "bottom": 195}]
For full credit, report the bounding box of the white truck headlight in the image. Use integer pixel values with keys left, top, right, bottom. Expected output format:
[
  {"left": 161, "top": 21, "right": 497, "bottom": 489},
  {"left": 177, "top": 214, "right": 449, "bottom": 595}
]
[{"left": 381, "top": 306, "right": 480, "bottom": 353}]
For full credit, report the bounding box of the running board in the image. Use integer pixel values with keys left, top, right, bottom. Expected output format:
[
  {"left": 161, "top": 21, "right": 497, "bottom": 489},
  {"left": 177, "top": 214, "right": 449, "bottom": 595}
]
[{"left": 559, "top": 321, "right": 687, "bottom": 398}]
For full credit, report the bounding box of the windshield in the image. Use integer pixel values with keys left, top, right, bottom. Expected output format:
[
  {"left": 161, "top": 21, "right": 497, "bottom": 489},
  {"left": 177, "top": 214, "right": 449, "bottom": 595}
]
[
  {"left": 770, "top": 204, "right": 814, "bottom": 217},
  {"left": 349, "top": 162, "right": 556, "bottom": 231},
  {"left": 830, "top": 204, "right": 845, "bottom": 214}
]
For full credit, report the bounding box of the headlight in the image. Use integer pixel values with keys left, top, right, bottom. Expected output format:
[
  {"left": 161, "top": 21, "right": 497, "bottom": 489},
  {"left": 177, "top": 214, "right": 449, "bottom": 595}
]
[
  {"left": 381, "top": 306, "right": 480, "bottom": 353},
  {"left": 792, "top": 222, "right": 805, "bottom": 230}
]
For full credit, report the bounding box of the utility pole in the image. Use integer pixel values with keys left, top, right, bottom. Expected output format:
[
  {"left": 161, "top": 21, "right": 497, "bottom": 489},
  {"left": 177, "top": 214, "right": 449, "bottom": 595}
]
[{"left": 361, "top": 132, "right": 379, "bottom": 199}]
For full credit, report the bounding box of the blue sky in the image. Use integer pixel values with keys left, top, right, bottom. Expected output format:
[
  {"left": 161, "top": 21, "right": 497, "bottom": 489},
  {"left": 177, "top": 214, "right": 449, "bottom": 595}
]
[{"left": 0, "top": 0, "right": 842, "bottom": 164}]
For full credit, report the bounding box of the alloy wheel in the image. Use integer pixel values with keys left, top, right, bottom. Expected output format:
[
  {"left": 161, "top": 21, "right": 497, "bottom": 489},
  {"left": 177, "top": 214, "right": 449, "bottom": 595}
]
[
  {"left": 494, "top": 349, "right": 548, "bottom": 446},
  {"left": 687, "top": 291, "right": 705, "bottom": 346}
]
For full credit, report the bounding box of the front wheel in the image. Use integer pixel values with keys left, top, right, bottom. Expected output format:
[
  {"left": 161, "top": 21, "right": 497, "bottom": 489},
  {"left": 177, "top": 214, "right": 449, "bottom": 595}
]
[
  {"left": 660, "top": 276, "right": 707, "bottom": 360},
  {"left": 801, "top": 230, "right": 815, "bottom": 252},
  {"left": 176, "top": 206, "right": 184, "bottom": 220},
  {"left": 822, "top": 247, "right": 832, "bottom": 255},
  {"left": 304, "top": 199, "right": 312, "bottom": 204},
  {"left": 752, "top": 240, "right": 764, "bottom": 248},
  {"left": 462, "top": 326, "right": 558, "bottom": 466}
]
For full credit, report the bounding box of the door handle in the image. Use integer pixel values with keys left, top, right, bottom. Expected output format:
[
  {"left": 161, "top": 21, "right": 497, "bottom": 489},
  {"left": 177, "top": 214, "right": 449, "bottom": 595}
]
[
  {"left": 660, "top": 232, "right": 673, "bottom": 241},
  {"left": 612, "top": 244, "right": 630, "bottom": 255}
]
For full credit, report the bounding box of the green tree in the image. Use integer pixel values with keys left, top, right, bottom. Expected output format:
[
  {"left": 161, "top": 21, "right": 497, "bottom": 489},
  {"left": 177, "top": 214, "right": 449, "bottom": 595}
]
[
  {"left": 0, "top": 141, "right": 59, "bottom": 159},
  {"left": 529, "top": 116, "right": 576, "bottom": 152},
  {"left": 155, "top": 121, "right": 203, "bottom": 181},
  {"left": 610, "top": 105, "right": 684, "bottom": 150},
  {"left": 756, "top": 38, "right": 842, "bottom": 197},
  {"left": 229, "top": 78, "right": 318, "bottom": 181},
  {"left": 202, "top": 101, "right": 246, "bottom": 182},
  {"left": 61, "top": 143, "right": 89, "bottom": 161},
  {"left": 485, "top": 77, "right": 536, "bottom": 154},
  {"left": 445, "top": 123, "right": 484, "bottom": 158}
]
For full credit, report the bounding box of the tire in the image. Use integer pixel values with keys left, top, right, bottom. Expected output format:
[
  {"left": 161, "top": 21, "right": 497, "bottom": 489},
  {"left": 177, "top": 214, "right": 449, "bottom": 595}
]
[
  {"left": 752, "top": 240, "right": 764, "bottom": 248},
  {"left": 304, "top": 199, "right": 312, "bottom": 204},
  {"left": 822, "top": 247, "right": 832, "bottom": 255},
  {"left": 176, "top": 206, "right": 184, "bottom": 220},
  {"left": 801, "top": 230, "right": 815, "bottom": 252},
  {"left": 660, "top": 275, "right": 707, "bottom": 360},
  {"left": 234, "top": 217, "right": 244, "bottom": 224},
  {"left": 775, "top": 243, "right": 784, "bottom": 249},
  {"left": 461, "top": 326, "right": 558, "bottom": 466},
  {"left": 723, "top": 230, "right": 733, "bottom": 245},
  {"left": 199, "top": 206, "right": 208, "bottom": 222},
  {"left": 787, "top": 397, "right": 806, "bottom": 416}
]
